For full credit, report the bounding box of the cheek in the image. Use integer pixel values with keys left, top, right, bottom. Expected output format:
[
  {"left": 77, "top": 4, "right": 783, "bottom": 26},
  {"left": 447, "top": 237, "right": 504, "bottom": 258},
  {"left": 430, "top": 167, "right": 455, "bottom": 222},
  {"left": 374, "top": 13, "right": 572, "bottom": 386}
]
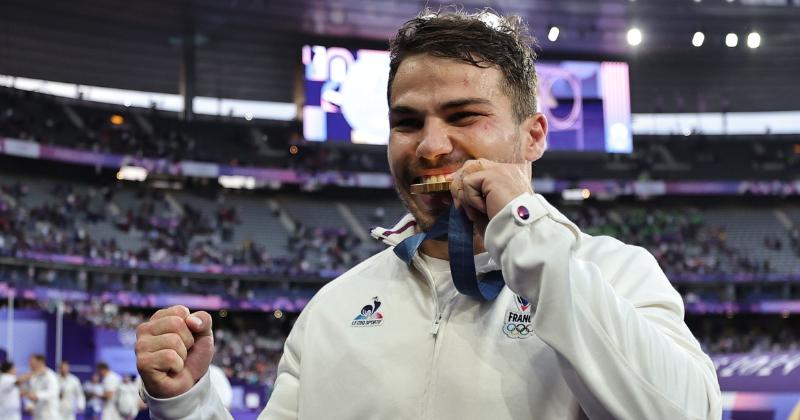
[
  {"left": 387, "top": 138, "right": 413, "bottom": 174},
  {"left": 466, "top": 121, "right": 521, "bottom": 160},
  {"left": 473, "top": 120, "right": 506, "bottom": 147}
]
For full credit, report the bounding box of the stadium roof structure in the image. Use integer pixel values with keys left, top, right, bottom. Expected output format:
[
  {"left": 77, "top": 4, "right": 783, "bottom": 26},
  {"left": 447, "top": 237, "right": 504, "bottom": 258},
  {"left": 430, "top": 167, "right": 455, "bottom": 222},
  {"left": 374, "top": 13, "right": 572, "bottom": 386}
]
[{"left": 1, "top": 0, "right": 799, "bottom": 113}]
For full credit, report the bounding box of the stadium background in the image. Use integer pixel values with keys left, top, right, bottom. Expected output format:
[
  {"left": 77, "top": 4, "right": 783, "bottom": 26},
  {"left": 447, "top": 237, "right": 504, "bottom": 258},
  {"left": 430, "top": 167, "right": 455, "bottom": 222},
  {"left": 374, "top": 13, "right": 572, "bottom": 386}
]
[{"left": 1, "top": 0, "right": 800, "bottom": 418}]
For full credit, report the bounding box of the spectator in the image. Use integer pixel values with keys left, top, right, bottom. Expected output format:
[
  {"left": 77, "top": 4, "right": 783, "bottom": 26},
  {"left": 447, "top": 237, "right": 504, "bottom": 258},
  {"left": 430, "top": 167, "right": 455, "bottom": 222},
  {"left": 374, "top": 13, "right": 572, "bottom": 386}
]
[
  {"left": 114, "top": 375, "right": 142, "bottom": 420},
  {"left": 83, "top": 374, "right": 104, "bottom": 420},
  {"left": 20, "top": 354, "right": 59, "bottom": 420},
  {"left": 58, "top": 361, "right": 86, "bottom": 420},
  {"left": 96, "top": 362, "right": 123, "bottom": 420},
  {"left": 0, "top": 361, "right": 22, "bottom": 420}
]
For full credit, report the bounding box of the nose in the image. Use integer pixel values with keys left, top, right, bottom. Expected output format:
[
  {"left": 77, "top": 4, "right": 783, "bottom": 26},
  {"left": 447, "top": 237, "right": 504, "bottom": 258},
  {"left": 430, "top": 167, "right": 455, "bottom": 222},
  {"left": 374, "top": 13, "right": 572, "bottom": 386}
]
[{"left": 416, "top": 118, "right": 453, "bottom": 160}]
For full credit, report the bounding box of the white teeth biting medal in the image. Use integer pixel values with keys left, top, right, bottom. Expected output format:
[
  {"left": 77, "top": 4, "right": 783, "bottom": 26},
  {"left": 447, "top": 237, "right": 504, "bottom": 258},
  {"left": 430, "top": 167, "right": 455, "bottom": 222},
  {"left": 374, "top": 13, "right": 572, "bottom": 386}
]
[{"left": 410, "top": 175, "right": 452, "bottom": 194}]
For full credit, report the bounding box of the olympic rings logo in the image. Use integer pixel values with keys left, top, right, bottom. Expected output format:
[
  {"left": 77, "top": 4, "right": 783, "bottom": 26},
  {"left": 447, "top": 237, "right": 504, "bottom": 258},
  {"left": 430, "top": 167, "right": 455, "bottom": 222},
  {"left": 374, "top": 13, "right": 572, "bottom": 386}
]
[{"left": 502, "top": 322, "right": 534, "bottom": 339}]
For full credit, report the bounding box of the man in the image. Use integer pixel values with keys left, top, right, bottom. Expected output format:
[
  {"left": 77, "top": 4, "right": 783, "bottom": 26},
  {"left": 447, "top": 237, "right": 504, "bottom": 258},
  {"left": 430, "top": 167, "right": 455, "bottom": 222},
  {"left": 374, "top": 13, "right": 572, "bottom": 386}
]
[
  {"left": 84, "top": 373, "right": 104, "bottom": 420},
  {"left": 96, "top": 362, "right": 123, "bottom": 420},
  {"left": 0, "top": 361, "right": 22, "bottom": 420},
  {"left": 134, "top": 9, "right": 722, "bottom": 420},
  {"left": 115, "top": 375, "right": 143, "bottom": 419},
  {"left": 20, "top": 354, "right": 59, "bottom": 419},
  {"left": 58, "top": 361, "right": 86, "bottom": 420}
]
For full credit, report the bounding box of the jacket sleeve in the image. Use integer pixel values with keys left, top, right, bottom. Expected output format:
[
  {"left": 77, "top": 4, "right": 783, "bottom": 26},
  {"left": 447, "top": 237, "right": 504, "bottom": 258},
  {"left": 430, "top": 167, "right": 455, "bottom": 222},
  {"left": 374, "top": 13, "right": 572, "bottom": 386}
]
[
  {"left": 142, "top": 371, "right": 232, "bottom": 420},
  {"left": 0, "top": 376, "right": 14, "bottom": 395},
  {"left": 34, "top": 373, "right": 60, "bottom": 402},
  {"left": 259, "top": 299, "right": 313, "bottom": 420},
  {"left": 74, "top": 377, "right": 86, "bottom": 411},
  {"left": 484, "top": 193, "right": 722, "bottom": 420}
]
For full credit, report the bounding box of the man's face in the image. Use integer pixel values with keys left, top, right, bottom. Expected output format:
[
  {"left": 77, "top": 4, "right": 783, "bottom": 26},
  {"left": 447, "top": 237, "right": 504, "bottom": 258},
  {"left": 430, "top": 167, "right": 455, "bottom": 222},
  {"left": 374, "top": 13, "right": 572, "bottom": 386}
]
[
  {"left": 60, "top": 362, "right": 69, "bottom": 376},
  {"left": 388, "top": 54, "right": 530, "bottom": 230},
  {"left": 29, "top": 357, "right": 40, "bottom": 371}
]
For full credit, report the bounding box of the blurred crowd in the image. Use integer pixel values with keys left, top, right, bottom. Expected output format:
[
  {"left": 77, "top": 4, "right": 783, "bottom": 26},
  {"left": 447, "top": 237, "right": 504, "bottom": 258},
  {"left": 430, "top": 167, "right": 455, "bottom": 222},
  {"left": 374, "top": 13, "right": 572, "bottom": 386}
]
[
  {"left": 0, "top": 179, "right": 367, "bottom": 282},
  {"left": 790, "top": 225, "right": 800, "bottom": 257},
  {"left": 693, "top": 316, "right": 800, "bottom": 354},
  {"left": 0, "top": 86, "right": 385, "bottom": 172},
  {"left": 700, "top": 330, "right": 800, "bottom": 354},
  {"left": 1, "top": 87, "right": 195, "bottom": 162},
  {"left": 565, "top": 206, "right": 777, "bottom": 278},
  {"left": 0, "top": 355, "right": 142, "bottom": 420},
  {"left": 3, "top": 174, "right": 796, "bottom": 283}
]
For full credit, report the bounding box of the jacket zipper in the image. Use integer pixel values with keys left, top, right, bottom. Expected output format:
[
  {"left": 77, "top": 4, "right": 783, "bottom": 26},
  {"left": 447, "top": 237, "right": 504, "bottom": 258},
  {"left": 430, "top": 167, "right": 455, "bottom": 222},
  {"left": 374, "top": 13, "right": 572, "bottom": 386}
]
[
  {"left": 430, "top": 313, "right": 443, "bottom": 335},
  {"left": 413, "top": 254, "right": 443, "bottom": 420}
]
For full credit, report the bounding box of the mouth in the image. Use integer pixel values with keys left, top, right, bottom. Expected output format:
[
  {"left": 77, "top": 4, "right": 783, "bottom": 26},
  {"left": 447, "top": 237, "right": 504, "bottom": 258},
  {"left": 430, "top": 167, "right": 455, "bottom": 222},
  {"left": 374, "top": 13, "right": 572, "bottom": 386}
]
[{"left": 410, "top": 173, "right": 456, "bottom": 195}]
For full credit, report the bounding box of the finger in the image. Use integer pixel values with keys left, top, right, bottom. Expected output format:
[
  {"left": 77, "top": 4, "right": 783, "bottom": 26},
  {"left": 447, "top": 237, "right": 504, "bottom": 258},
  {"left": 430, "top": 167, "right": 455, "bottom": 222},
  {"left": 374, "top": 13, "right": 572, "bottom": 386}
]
[
  {"left": 186, "top": 311, "right": 213, "bottom": 337},
  {"left": 150, "top": 305, "right": 190, "bottom": 322},
  {"left": 184, "top": 311, "right": 215, "bottom": 383},
  {"left": 461, "top": 173, "right": 488, "bottom": 214},
  {"left": 449, "top": 174, "right": 463, "bottom": 209},
  {"left": 462, "top": 202, "right": 485, "bottom": 224},
  {"left": 147, "top": 316, "right": 195, "bottom": 350},
  {"left": 140, "top": 349, "right": 184, "bottom": 375},
  {"left": 451, "top": 160, "right": 484, "bottom": 209},
  {"left": 135, "top": 333, "right": 189, "bottom": 361},
  {"left": 462, "top": 160, "right": 485, "bottom": 175}
]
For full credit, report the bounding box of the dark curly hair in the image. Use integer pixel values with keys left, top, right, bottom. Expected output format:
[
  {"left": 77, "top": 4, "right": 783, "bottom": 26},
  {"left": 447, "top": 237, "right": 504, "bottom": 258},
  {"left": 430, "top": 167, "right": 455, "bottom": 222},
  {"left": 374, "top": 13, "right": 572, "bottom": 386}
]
[
  {"left": 0, "top": 361, "right": 13, "bottom": 373},
  {"left": 388, "top": 8, "right": 538, "bottom": 122}
]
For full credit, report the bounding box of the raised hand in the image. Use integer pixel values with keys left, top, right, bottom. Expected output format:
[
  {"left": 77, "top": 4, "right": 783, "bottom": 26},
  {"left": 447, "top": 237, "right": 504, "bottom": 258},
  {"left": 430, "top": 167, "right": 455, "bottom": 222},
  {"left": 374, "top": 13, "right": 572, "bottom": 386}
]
[
  {"left": 449, "top": 158, "right": 534, "bottom": 237},
  {"left": 135, "top": 305, "right": 214, "bottom": 398}
]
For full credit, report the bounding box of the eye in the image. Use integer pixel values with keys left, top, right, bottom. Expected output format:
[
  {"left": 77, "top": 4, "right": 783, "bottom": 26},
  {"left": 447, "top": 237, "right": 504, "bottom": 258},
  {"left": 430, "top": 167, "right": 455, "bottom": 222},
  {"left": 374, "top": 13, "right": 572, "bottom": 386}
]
[
  {"left": 390, "top": 118, "right": 423, "bottom": 131},
  {"left": 447, "top": 112, "right": 482, "bottom": 124}
]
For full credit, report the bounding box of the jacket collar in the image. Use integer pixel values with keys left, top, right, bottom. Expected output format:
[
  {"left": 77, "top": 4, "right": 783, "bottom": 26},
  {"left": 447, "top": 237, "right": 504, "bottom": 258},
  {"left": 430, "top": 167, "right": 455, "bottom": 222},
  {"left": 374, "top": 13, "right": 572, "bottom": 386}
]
[
  {"left": 370, "top": 213, "right": 417, "bottom": 247},
  {"left": 372, "top": 213, "right": 502, "bottom": 276},
  {"left": 370, "top": 194, "right": 580, "bottom": 248}
]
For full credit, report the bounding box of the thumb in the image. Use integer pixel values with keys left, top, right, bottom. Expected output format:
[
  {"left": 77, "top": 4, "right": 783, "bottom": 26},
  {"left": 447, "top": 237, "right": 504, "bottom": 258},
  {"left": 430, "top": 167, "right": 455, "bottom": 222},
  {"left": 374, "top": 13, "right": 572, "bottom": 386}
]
[{"left": 184, "top": 311, "right": 214, "bottom": 382}]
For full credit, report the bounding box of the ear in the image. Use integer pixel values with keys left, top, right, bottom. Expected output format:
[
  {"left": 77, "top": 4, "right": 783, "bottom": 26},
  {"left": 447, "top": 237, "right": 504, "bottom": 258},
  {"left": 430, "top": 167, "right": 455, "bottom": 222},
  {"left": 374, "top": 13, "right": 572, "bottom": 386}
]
[{"left": 520, "top": 113, "right": 548, "bottom": 162}]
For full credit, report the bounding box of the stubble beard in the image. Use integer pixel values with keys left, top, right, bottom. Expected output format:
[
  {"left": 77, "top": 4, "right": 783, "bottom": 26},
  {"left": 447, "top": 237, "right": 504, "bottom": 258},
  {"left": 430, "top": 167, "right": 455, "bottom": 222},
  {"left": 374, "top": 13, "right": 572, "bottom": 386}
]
[{"left": 394, "top": 184, "right": 441, "bottom": 232}]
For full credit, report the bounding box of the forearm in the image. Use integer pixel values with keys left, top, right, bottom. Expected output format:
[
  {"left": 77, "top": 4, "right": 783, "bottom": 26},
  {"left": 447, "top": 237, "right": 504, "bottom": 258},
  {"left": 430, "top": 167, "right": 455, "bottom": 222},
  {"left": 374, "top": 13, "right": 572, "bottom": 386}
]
[
  {"left": 143, "top": 371, "right": 233, "bottom": 420},
  {"left": 486, "top": 194, "right": 721, "bottom": 420},
  {"left": 139, "top": 372, "right": 233, "bottom": 420}
]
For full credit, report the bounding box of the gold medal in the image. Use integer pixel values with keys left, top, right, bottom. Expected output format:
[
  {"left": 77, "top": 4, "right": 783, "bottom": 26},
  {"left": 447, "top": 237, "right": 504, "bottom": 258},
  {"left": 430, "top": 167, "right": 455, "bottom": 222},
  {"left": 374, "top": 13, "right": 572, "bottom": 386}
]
[{"left": 409, "top": 181, "right": 452, "bottom": 194}]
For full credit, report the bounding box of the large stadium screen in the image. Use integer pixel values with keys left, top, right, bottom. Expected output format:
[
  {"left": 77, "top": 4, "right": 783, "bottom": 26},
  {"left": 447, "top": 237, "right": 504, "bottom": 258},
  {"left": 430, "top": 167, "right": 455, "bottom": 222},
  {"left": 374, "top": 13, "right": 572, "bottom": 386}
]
[{"left": 302, "top": 45, "right": 632, "bottom": 153}]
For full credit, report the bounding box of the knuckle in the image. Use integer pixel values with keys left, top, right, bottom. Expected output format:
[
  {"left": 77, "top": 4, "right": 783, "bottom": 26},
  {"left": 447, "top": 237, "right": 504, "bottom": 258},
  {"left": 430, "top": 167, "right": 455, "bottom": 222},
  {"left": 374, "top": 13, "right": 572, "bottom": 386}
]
[
  {"left": 136, "top": 353, "right": 151, "bottom": 370},
  {"left": 166, "top": 350, "right": 183, "bottom": 366},
  {"left": 135, "top": 323, "right": 149, "bottom": 337},
  {"left": 150, "top": 308, "right": 167, "bottom": 321},
  {"left": 168, "top": 316, "right": 185, "bottom": 332},
  {"left": 137, "top": 335, "right": 157, "bottom": 352},
  {"left": 170, "top": 334, "right": 185, "bottom": 350},
  {"left": 134, "top": 340, "right": 145, "bottom": 355}
]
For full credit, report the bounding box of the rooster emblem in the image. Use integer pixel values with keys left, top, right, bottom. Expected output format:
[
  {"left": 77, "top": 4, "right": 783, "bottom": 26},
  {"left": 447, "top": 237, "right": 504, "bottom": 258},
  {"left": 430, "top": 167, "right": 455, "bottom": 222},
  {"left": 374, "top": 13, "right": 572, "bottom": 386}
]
[
  {"left": 352, "top": 296, "right": 384, "bottom": 322},
  {"left": 360, "top": 297, "right": 382, "bottom": 319}
]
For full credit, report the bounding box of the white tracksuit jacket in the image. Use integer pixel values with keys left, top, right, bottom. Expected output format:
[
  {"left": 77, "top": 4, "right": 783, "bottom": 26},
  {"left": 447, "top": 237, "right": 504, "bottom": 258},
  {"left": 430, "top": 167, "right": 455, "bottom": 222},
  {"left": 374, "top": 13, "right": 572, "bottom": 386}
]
[{"left": 145, "top": 193, "right": 722, "bottom": 420}]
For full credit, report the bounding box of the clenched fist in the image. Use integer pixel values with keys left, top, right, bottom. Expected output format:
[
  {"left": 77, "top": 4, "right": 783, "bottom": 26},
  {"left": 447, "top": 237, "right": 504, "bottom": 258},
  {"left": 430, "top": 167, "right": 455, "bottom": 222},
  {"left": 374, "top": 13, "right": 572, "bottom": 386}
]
[{"left": 135, "top": 305, "right": 214, "bottom": 398}]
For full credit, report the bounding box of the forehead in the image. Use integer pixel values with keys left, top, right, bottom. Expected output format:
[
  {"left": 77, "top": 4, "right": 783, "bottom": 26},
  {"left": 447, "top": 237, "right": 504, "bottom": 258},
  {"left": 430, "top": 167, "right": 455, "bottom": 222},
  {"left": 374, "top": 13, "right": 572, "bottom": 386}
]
[{"left": 390, "top": 54, "right": 508, "bottom": 108}]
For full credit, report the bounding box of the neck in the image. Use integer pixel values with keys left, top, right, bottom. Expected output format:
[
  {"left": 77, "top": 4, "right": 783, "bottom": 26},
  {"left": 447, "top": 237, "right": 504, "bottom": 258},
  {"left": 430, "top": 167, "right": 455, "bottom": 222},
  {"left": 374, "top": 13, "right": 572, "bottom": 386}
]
[{"left": 419, "top": 232, "right": 486, "bottom": 260}]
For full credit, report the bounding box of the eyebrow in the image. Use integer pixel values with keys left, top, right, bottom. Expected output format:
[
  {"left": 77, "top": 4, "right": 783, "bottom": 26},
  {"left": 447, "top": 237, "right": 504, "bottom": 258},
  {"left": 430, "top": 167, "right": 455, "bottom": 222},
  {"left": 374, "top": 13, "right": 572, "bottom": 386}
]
[{"left": 389, "top": 97, "right": 493, "bottom": 115}]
